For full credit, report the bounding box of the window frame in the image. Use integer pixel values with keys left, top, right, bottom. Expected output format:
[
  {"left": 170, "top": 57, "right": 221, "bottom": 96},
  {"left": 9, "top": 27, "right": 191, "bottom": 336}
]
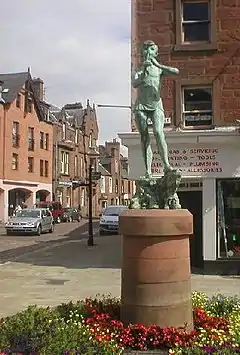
[
  {"left": 175, "top": 0, "right": 217, "bottom": 52},
  {"left": 175, "top": 78, "right": 219, "bottom": 129}
]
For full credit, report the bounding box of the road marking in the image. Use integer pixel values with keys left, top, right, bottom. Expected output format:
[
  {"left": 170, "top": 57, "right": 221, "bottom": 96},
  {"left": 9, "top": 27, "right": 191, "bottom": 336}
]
[{"left": 81, "top": 228, "right": 99, "bottom": 235}]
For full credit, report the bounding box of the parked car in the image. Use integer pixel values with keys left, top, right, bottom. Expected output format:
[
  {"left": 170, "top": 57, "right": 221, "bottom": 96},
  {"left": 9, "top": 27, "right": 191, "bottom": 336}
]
[
  {"left": 62, "top": 207, "right": 82, "bottom": 222},
  {"left": 35, "top": 201, "right": 63, "bottom": 223},
  {"left": 5, "top": 208, "right": 54, "bottom": 236},
  {"left": 99, "top": 205, "right": 128, "bottom": 235}
]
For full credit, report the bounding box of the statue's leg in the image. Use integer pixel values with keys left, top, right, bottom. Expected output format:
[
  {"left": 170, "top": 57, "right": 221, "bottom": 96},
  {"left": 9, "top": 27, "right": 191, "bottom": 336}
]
[
  {"left": 135, "top": 110, "right": 152, "bottom": 177},
  {"left": 151, "top": 108, "right": 172, "bottom": 171}
]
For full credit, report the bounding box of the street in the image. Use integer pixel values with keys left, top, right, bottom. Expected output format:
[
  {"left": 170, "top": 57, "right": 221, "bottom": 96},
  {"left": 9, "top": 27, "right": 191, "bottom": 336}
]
[
  {"left": 0, "top": 222, "right": 239, "bottom": 319},
  {"left": 0, "top": 219, "right": 99, "bottom": 264}
]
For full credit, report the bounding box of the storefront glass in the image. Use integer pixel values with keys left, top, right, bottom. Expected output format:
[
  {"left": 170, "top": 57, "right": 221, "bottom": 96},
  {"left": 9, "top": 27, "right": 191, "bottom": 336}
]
[{"left": 217, "top": 179, "right": 240, "bottom": 259}]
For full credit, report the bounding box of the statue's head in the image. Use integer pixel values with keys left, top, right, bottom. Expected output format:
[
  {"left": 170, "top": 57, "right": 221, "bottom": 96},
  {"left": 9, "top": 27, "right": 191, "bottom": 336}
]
[{"left": 141, "top": 40, "right": 158, "bottom": 61}]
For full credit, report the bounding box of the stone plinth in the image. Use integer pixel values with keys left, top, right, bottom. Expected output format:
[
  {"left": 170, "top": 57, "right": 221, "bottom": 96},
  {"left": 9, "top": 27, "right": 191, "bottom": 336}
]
[{"left": 119, "top": 209, "right": 193, "bottom": 330}]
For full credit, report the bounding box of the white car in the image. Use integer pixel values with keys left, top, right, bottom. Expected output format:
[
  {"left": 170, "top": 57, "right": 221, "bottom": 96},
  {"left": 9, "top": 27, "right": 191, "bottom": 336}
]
[{"left": 99, "top": 205, "right": 128, "bottom": 235}]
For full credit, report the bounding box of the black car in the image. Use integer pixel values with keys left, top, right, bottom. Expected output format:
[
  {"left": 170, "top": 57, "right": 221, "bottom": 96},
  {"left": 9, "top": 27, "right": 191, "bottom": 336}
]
[{"left": 62, "top": 207, "right": 82, "bottom": 222}]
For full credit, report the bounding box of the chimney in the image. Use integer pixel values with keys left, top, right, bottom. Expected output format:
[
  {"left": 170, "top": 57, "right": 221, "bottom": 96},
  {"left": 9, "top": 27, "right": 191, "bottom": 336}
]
[{"left": 32, "top": 77, "right": 44, "bottom": 101}]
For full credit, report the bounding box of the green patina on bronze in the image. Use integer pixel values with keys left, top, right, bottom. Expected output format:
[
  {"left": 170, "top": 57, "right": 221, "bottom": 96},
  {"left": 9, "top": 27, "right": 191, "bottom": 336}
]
[{"left": 130, "top": 40, "right": 182, "bottom": 209}]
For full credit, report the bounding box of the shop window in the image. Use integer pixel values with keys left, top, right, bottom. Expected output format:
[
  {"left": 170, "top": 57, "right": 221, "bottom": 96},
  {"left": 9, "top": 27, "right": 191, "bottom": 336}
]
[
  {"left": 182, "top": 86, "right": 213, "bottom": 127},
  {"left": 175, "top": 0, "right": 217, "bottom": 51},
  {"left": 217, "top": 179, "right": 240, "bottom": 259}
]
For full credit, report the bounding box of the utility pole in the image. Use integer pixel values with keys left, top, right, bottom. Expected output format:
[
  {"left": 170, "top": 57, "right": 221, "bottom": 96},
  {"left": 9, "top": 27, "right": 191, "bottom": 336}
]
[{"left": 87, "top": 164, "right": 94, "bottom": 246}]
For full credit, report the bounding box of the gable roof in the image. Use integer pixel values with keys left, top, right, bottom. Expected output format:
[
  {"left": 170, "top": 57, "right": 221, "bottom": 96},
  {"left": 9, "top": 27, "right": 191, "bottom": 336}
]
[{"left": 0, "top": 72, "right": 29, "bottom": 104}]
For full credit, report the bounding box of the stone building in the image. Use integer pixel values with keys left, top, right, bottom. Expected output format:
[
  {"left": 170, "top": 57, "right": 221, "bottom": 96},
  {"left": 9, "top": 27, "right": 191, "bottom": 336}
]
[
  {"left": 50, "top": 101, "right": 100, "bottom": 217},
  {"left": 99, "top": 139, "right": 135, "bottom": 209},
  {"left": 119, "top": 0, "right": 240, "bottom": 274},
  {"left": 0, "top": 71, "right": 53, "bottom": 222}
]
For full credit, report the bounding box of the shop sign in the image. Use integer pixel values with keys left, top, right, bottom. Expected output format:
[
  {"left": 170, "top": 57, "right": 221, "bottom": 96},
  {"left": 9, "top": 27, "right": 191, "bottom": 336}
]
[
  {"left": 58, "top": 181, "right": 72, "bottom": 187},
  {"left": 152, "top": 147, "right": 223, "bottom": 176}
]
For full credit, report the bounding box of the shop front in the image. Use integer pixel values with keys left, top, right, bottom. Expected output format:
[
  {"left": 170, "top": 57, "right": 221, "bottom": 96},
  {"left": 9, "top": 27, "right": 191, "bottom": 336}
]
[{"left": 119, "top": 128, "right": 240, "bottom": 274}]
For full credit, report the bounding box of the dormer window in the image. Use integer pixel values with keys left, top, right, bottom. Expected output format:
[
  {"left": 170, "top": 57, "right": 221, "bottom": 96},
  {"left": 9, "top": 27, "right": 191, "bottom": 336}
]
[{"left": 0, "top": 81, "right": 5, "bottom": 104}]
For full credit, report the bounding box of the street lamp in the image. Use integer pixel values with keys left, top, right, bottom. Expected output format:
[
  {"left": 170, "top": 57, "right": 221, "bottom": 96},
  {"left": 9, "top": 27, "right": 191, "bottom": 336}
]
[
  {"left": 86, "top": 150, "right": 101, "bottom": 247},
  {"left": 87, "top": 164, "right": 94, "bottom": 246}
]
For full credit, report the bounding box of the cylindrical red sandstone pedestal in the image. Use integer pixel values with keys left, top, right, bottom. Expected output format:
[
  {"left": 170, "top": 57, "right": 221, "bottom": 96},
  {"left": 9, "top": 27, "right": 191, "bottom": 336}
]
[{"left": 119, "top": 209, "right": 193, "bottom": 330}]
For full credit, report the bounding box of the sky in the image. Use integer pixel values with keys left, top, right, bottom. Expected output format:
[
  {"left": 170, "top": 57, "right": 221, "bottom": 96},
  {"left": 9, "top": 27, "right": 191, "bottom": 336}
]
[{"left": 1, "top": 0, "right": 131, "bottom": 148}]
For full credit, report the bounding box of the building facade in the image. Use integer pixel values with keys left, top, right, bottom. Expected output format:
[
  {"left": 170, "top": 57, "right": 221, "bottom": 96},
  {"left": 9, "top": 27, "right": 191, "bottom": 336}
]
[
  {"left": 120, "top": 0, "right": 240, "bottom": 274},
  {"left": 50, "top": 101, "right": 100, "bottom": 217},
  {"left": 99, "top": 139, "right": 136, "bottom": 209},
  {"left": 0, "top": 72, "right": 53, "bottom": 222}
]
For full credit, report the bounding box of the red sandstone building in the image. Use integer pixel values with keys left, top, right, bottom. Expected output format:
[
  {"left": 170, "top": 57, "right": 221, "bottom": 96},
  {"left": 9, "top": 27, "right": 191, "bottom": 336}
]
[
  {"left": 121, "top": 0, "right": 240, "bottom": 273},
  {"left": 0, "top": 71, "right": 53, "bottom": 222}
]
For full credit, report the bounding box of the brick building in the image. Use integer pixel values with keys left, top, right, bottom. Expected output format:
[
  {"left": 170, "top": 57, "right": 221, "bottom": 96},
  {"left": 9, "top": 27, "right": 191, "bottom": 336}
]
[
  {"left": 99, "top": 139, "right": 136, "bottom": 209},
  {"left": 119, "top": 0, "right": 240, "bottom": 273},
  {"left": 50, "top": 101, "right": 100, "bottom": 217},
  {"left": 0, "top": 71, "right": 53, "bottom": 222}
]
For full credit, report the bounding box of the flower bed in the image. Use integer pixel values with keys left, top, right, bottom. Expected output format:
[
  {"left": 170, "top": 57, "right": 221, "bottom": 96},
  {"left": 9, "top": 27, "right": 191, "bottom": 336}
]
[{"left": 0, "top": 292, "right": 239, "bottom": 354}]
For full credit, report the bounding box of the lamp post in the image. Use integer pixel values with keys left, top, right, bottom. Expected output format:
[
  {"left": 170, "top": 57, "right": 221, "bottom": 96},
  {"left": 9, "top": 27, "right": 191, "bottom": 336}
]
[{"left": 87, "top": 164, "right": 94, "bottom": 246}]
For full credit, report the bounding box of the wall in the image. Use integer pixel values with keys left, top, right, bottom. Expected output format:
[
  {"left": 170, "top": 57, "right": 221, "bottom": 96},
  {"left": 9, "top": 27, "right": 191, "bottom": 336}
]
[
  {"left": 132, "top": 0, "right": 240, "bottom": 130},
  {"left": 3, "top": 95, "right": 53, "bottom": 184}
]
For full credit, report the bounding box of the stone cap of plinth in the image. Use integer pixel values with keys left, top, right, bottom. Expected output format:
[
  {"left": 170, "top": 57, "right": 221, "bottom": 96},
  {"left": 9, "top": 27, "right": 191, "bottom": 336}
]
[{"left": 119, "top": 209, "right": 193, "bottom": 236}]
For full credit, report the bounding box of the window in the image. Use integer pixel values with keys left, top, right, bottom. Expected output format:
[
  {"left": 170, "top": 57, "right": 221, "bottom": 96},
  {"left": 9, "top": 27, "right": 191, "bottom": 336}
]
[
  {"left": 45, "top": 133, "right": 49, "bottom": 150},
  {"left": 12, "top": 153, "right": 18, "bottom": 170},
  {"left": 182, "top": 86, "right": 213, "bottom": 127},
  {"left": 89, "top": 133, "right": 92, "bottom": 147},
  {"left": 44, "top": 160, "right": 49, "bottom": 177},
  {"left": 115, "top": 179, "right": 118, "bottom": 194},
  {"left": 61, "top": 151, "right": 69, "bottom": 175},
  {"left": 80, "top": 157, "right": 83, "bottom": 176},
  {"left": 28, "top": 157, "right": 34, "bottom": 172},
  {"left": 62, "top": 123, "right": 66, "bottom": 140},
  {"left": 109, "top": 177, "right": 113, "bottom": 194},
  {"left": 128, "top": 180, "right": 131, "bottom": 194},
  {"left": 12, "top": 121, "right": 20, "bottom": 147},
  {"left": 40, "top": 159, "right": 44, "bottom": 176},
  {"left": 100, "top": 176, "right": 106, "bottom": 194},
  {"left": 81, "top": 188, "right": 85, "bottom": 207},
  {"left": 217, "top": 179, "right": 240, "bottom": 259},
  {"left": 16, "top": 94, "right": 21, "bottom": 108},
  {"left": 66, "top": 187, "right": 71, "bottom": 207},
  {"left": 28, "top": 127, "right": 34, "bottom": 151},
  {"left": 74, "top": 156, "right": 78, "bottom": 176},
  {"left": 27, "top": 98, "right": 32, "bottom": 113},
  {"left": 175, "top": 0, "right": 217, "bottom": 51},
  {"left": 75, "top": 130, "right": 78, "bottom": 144},
  {"left": 40, "top": 132, "right": 44, "bottom": 149},
  {"left": 182, "top": 2, "right": 210, "bottom": 42}
]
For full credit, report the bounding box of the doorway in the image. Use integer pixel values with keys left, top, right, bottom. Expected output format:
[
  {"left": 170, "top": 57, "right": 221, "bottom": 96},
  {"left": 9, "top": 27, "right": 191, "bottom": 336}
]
[{"left": 178, "top": 190, "right": 203, "bottom": 269}]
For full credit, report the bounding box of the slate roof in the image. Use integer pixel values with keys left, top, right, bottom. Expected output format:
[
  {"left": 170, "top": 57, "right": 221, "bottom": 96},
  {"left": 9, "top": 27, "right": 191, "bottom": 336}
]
[
  {"left": 98, "top": 163, "right": 111, "bottom": 176},
  {"left": 0, "top": 72, "right": 29, "bottom": 104}
]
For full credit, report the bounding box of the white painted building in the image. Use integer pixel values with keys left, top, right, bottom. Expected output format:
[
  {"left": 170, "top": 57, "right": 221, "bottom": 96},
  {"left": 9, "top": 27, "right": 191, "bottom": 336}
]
[{"left": 119, "top": 127, "right": 240, "bottom": 274}]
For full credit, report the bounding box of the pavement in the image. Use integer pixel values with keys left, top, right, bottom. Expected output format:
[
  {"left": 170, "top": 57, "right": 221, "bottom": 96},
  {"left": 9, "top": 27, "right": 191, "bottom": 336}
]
[{"left": 0, "top": 224, "right": 239, "bottom": 318}]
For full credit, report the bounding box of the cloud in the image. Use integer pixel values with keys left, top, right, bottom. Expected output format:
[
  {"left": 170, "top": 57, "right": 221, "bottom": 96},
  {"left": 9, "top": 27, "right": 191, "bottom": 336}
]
[{"left": 1, "top": 0, "right": 131, "bottom": 151}]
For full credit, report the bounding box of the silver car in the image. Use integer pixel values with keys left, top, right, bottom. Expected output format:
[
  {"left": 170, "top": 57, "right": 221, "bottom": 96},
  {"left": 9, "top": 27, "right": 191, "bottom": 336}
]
[
  {"left": 99, "top": 205, "right": 128, "bottom": 235},
  {"left": 5, "top": 208, "right": 54, "bottom": 236}
]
